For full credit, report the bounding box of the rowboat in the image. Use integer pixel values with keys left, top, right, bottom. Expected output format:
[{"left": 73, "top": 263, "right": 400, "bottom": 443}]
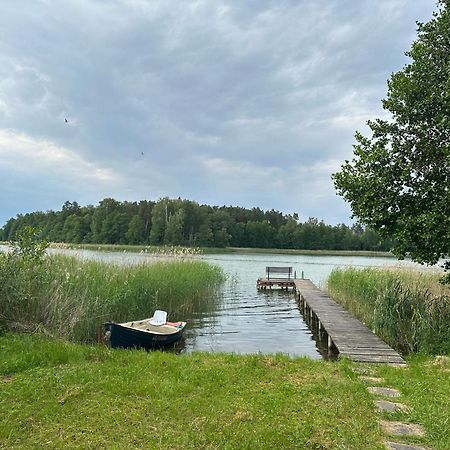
[{"left": 104, "top": 311, "right": 186, "bottom": 349}]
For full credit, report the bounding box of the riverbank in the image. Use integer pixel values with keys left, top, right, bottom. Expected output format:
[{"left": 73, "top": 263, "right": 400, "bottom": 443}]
[
  {"left": 1, "top": 333, "right": 448, "bottom": 449},
  {"left": 39, "top": 242, "right": 395, "bottom": 258}
]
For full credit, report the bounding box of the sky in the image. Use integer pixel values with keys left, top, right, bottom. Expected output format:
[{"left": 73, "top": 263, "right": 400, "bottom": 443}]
[{"left": 0, "top": 0, "right": 435, "bottom": 227}]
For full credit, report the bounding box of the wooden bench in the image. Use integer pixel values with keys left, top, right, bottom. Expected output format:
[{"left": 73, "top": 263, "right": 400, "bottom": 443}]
[
  {"left": 257, "top": 266, "right": 296, "bottom": 290},
  {"left": 266, "top": 266, "right": 294, "bottom": 280}
]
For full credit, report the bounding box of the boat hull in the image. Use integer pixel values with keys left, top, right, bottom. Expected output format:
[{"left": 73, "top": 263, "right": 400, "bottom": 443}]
[{"left": 105, "top": 322, "right": 186, "bottom": 349}]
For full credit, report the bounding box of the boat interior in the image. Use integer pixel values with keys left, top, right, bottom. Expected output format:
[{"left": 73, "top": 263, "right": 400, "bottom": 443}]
[{"left": 119, "top": 318, "right": 184, "bottom": 335}]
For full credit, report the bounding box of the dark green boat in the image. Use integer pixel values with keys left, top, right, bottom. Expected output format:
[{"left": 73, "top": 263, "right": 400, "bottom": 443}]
[{"left": 104, "top": 313, "right": 186, "bottom": 349}]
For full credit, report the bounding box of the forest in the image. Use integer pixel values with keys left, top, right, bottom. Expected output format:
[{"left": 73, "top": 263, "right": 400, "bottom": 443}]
[{"left": 0, "top": 198, "right": 392, "bottom": 251}]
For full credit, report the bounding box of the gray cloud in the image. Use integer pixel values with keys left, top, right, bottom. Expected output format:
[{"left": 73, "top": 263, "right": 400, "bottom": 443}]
[{"left": 0, "top": 0, "right": 433, "bottom": 225}]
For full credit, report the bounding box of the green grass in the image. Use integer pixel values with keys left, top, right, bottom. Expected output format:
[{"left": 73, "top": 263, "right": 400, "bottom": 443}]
[
  {"left": 327, "top": 267, "right": 450, "bottom": 354},
  {"left": 0, "top": 333, "right": 380, "bottom": 449},
  {"left": 374, "top": 354, "right": 450, "bottom": 449},
  {"left": 0, "top": 254, "right": 225, "bottom": 342},
  {"left": 1, "top": 334, "right": 449, "bottom": 449}
]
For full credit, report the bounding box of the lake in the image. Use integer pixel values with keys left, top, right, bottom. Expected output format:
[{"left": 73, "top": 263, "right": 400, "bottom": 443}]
[
  {"left": 189, "top": 253, "right": 415, "bottom": 359},
  {"left": 46, "top": 248, "right": 419, "bottom": 359}
]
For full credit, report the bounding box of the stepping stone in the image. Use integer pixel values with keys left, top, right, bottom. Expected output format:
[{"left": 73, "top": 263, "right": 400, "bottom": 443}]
[
  {"left": 374, "top": 400, "right": 409, "bottom": 413},
  {"left": 353, "top": 366, "right": 374, "bottom": 375},
  {"left": 368, "top": 387, "right": 401, "bottom": 397},
  {"left": 359, "top": 376, "right": 384, "bottom": 383},
  {"left": 1, "top": 375, "right": 14, "bottom": 383},
  {"left": 385, "top": 442, "right": 428, "bottom": 450},
  {"left": 389, "top": 363, "right": 408, "bottom": 369},
  {"left": 380, "top": 420, "right": 425, "bottom": 437}
]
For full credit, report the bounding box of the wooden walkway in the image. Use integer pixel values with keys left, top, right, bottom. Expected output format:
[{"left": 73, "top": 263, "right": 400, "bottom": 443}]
[
  {"left": 294, "top": 279, "right": 406, "bottom": 365},
  {"left": 256, "top": 278, "right": 296, "bottom": 290},
  {"left": 257, "top": 266, "right": 296, "bottom": 290}
]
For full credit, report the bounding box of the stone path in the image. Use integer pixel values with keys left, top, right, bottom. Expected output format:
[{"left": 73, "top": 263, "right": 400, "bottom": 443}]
[
  {"left": 385, "top": 442, "right": 429, "bottom": 450},
  {"left": 374, "top": 400, "right": 409, "bottom": 413},
  {"left": 380, "top": 421, "right": 425, "bottom": 437},
  {"left": 367, "top": 386, "right": 401, "bottom": 397},
  {"left": 359, "top": 376, "right": 384, "bottom": 384},
  {"left": 354, "top": 366, "right": 429, "bottom": 450}
]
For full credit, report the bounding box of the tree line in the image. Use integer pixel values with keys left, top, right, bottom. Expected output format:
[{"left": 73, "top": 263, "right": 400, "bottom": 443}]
[{"left": 0, "top": 198, "right": 393, "bottom": 251}]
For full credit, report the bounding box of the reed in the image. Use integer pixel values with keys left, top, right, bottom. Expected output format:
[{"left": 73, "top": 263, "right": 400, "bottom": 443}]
[
  {"left": 0, "top": 254, "right": 225, "bottom": 342},
  {"left": 51, "top": 242, "right": 202, "bottom": 256},
  {"left": 327, "top": 267, "right": 450, "bottom": 354}
]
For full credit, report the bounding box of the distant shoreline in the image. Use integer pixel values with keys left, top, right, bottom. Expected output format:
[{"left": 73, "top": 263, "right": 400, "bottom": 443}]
[
  {"left": 206, "top": 247, "right": 395, "bottom": 257},
  {"left": 12, "top": 242, "right": 395, "bottom": 258}
]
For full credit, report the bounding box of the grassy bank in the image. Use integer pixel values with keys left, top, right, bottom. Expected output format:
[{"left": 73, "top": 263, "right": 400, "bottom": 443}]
[
  {"left": 45, "top": 242, "right": 394, "bottom": 257},
  {"left": 1, "top": 333, "right": 449, "bottom": 449},
  {"left": 0, "top": 254, "right": 225, "bottom": 342},
  {"left": 327, "top": 267, "right": 450, "bottom": 354}
]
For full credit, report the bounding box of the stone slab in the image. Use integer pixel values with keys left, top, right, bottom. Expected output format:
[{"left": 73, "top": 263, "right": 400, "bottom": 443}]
[
  {"left": 368, "top": 387, "right": 401, "bottom": 397},
  {"left": 353, "top": 367, "right": 375, "bottom": 375},
  {"left": 380, "top": 420, "right": 425, "bottom": 437},
  {"left": 359, "top": 376, "right": 384, "bottom": 383},
  {"left": 374, "top": 400, "right": 409, "bottom": 413},
  {"left": 388, "top": 363, "right": 408, "bottom": 369},
  {"left": 385, "top": 442, "right": 428, "bottom": 450}
]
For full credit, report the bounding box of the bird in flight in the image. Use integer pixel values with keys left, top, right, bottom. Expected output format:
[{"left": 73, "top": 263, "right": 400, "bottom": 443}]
[
  {"left": 141, "top": 152, "right": 144, "bottom": 156},
  {"left": 65, "top": 118, "right": 68, "bottom": 123}
]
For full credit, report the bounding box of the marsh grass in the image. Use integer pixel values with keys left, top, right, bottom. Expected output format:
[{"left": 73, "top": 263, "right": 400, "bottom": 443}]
[
  {"left": 0, "top": 254, "right": 225, "bottom": 342},
  {"left": 52, "top": 242, "right": 202, "bottom": 257},
  {"left": 327, "top": 267, "right": 450, "bottom": 354}
]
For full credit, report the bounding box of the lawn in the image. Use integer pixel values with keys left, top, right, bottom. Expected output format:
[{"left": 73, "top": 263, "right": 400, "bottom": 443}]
[{"left": 1, "top": 334, "right": 449, "bottom": 449}]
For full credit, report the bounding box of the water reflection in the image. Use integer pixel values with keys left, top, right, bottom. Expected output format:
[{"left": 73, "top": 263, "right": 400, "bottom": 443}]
[{"left": 183, "top": 279, "right": 322, "bottom": 358}]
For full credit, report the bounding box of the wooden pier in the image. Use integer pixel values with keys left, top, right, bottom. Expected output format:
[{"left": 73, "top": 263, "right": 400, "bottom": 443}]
[
  {"left": 257, "top": 266, "right": 296, "bottom": 290},
  {"left": 294, "top": 279, "right": 406, "bottom": 365}
]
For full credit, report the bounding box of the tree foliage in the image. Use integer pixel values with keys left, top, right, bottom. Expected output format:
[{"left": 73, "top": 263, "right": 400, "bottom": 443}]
[
  {"left": 9, "top": 226, "right": 49, "bottom": 264},
  {"left": 0, "top": 198, "right": 391, "bottom": 252},
  {"left": 333, "top": 0, "right": 450, "bottom": 282}
]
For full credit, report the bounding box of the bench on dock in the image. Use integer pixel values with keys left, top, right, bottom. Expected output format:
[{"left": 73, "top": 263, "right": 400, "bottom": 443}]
[
  {"left": 266, "top": 266, "right": 294, "bottom": 280},
  {"left": 257, "top": 266, "right": 296, "bottom": 290}
]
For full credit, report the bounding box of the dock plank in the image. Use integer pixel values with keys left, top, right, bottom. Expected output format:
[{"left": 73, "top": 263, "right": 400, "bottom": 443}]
[{"left": 294, "top": 279, "right": 406, "bottom": 365}]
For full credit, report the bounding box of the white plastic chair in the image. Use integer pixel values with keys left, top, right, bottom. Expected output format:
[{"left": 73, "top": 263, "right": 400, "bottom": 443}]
[{"left": 149, "top": 310, "right": 167, "bottom": 326}]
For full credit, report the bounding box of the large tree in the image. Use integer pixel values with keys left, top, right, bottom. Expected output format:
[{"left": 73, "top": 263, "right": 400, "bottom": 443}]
[{"left": 333, "top": 0, "right": 450, "bottom": 282}]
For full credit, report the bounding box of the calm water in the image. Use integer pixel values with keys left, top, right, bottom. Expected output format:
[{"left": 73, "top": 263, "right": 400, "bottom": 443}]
[
  {"left": 1, "top": 244, "right": 424, "bottom": 358},
  {"left": 186, "top": 253, "right": 415, "bottom": 359},
  {"left": 46, "top": 248, "right": 419, "bottom": 359}
]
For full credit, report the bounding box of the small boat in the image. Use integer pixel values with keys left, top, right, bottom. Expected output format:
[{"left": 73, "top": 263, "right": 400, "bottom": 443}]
[{"left": 104, "top": 310, "right": 186, "bottom": 349}]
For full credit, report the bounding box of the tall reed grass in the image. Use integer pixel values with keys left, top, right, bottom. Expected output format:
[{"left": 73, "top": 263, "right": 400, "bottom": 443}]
[
  {"left": 0, "top": 254, "right": 225, "bottom": 342},
  {"left": 327, "top": 267, "right": 450, "bottom": 354}
]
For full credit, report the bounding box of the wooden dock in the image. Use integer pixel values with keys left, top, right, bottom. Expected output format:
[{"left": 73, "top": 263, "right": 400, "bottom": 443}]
[
  {"left": 257, "top": 266, "right": 296, "bottom": 290},
  {"left": 256, "top": 278, "right": 296, "bottom": 290},
  {"left": 294, "top": 279, "right": 406, "bottom": 365}
]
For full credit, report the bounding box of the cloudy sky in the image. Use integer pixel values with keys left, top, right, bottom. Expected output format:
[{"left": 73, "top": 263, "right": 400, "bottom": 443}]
[{"left": 0, "top": 0, "right": 434, "bottom": 226}]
